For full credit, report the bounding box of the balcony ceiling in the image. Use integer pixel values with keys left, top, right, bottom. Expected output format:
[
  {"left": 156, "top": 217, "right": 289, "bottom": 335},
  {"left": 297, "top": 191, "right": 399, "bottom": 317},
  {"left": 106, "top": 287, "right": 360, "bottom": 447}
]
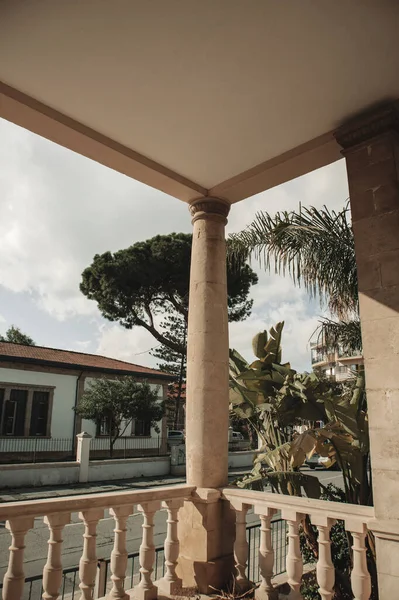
[{"left": 0, "top": 0, "right": 398, "bottom": 203}]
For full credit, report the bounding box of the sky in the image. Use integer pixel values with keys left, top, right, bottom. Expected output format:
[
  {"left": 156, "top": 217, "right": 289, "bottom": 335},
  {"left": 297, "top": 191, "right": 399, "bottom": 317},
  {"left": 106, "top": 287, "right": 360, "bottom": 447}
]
[{"left": 0, "top": 117, "right": 349, "bottom": 372}]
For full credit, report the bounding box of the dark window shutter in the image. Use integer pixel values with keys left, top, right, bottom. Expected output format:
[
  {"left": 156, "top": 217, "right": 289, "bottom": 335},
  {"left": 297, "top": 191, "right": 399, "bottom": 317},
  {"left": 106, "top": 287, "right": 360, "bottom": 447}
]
[
  {"left": 0, "top": 389, "right": 4, "bottom": 431},
  {"left": 10, "top": 389, "right": 28, "bottom": 436},
  {"left": 135, "top": 419, "right": 151, "bottom": 436},
  {"left": 30, "top": 391, "right": 49, "bottom": 436}
]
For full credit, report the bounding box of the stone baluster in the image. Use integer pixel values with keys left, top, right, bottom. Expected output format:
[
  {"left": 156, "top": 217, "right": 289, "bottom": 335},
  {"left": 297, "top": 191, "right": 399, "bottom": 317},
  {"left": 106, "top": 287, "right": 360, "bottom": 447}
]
[
  {"left": 135, "top": 501, "right": 161, "bottom": 600},
  {"left": 2, "top": 516, "right": 34, "bottom": 600},
  {"left": 254, "top": 505, "right": 277, "bottom": 600},
  {"left": 157, "top": 499, "right": 184, "bottom": 595},
  {"left": 107, "top": 505, "right": 133, "bottom": 600},
  {"left": 229, "top": 501, "right": 251, "bottom": 590},
  {"left": 282, "top": 510, "right": 304, "bottom": 600},
  {"left": 42, "top": 513, "right": 71, "bottom": 600},
  {"left": 311, "top": 514, "right": 335, "bottom": 600},
  {"left": 345, "top": 520, "right": 371, "bottom": 600},
  {"left": 78, "top": 509, "right": 104, "bottom": 600}
]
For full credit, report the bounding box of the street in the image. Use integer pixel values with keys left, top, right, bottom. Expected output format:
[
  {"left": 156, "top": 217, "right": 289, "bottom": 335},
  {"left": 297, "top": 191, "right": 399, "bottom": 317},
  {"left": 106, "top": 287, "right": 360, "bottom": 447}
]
[{"left": 0, "top": 467, "right": 343, "bottom": 583}]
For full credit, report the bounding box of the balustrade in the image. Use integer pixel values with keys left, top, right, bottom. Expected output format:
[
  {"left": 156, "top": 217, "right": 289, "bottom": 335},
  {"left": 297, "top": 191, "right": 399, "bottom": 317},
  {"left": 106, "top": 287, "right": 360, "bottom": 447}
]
[
  {"left": 0, "top": 484, "right": 193, "bottom": 600},
  {"left": 0, "top": 484, "right": 376, "bottom": 600},
  {"left": 223, "top": 487, "right": 374, "bottom": 600}
]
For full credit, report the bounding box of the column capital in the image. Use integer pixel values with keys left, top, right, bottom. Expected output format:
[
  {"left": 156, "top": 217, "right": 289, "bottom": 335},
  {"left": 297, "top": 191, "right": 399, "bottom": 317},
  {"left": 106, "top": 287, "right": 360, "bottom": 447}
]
[
  {"left": 334, "top": 101, "right": 399, "bottom": 151},
  {"left": 189, "top": 197, "right": 230, "bottom": 224}
]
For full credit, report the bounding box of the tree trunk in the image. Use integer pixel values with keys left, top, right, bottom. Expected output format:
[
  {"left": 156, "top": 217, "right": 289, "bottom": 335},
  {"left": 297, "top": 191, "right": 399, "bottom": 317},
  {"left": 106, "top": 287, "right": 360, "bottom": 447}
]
[
  {"left": 109, "top": 437, "right": 114, "bottom": 458},
  {"left": 174, "top": 321, "right": 187, "bottom": 430}
]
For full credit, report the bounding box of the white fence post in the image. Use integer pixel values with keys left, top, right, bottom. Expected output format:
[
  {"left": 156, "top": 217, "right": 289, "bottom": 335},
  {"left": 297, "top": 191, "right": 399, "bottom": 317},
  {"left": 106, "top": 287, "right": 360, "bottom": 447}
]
[{"left": 76, "top": 432, "right": 92, "bottom": 483}]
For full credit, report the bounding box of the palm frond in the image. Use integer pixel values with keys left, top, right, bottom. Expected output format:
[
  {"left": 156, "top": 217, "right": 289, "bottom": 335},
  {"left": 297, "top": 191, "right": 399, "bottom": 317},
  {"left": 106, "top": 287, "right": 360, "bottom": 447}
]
[
  {"left": 315, "top": 318, "right": 362, "bottom": 355},
  {"left": 228, "top": 204, "right": 357, "bottom": 319}
]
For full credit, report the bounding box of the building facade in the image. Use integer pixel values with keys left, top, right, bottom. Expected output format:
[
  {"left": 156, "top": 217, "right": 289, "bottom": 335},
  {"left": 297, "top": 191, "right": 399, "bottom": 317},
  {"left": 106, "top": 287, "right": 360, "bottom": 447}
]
[
  {"left": 310, "top": 340, "right": 364, "bottom": 382},
  {"left": 0, "top": 342, "right": 173, "bottom": 461}
]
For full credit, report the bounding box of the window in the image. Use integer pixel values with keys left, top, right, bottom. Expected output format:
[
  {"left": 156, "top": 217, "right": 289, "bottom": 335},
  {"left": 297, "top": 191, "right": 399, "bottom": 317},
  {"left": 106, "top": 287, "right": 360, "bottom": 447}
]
[
  {"left": 97, "top": 417, "right": 111, "bottom": 436},
  {"left": 0, "top": 384, "right": 53, "bottom": 437},
  {"left": 134, "top": 419, "right": 151, "bottom": 437},
  {"left": 29, "top": 391, "right": 50, "bottom": 436}
]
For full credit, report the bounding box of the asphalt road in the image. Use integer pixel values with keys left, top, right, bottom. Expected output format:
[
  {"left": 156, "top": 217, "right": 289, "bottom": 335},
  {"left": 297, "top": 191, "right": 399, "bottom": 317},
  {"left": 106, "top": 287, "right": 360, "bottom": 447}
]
[{"left": 0, "top": 467, "right": 343, "bottom": 584}]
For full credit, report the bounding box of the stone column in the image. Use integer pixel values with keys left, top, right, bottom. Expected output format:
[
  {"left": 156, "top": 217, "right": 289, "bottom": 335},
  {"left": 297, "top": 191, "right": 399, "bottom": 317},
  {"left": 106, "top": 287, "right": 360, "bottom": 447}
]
[
  {"left": 335, "top": 101, "right": 399, "bottom": 598},
  {"left": 185, "top": 196, "right": 230, "bottom": 487},
  {"left": 177, "top": 197, "right": 235, "bottom": 593}
]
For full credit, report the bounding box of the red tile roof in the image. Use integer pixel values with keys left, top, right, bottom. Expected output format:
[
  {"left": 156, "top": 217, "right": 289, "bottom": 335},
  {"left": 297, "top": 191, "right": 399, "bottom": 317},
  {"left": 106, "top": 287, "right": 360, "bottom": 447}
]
[{"left": 0, "top": 342, "right": 174, "bottom": 380}]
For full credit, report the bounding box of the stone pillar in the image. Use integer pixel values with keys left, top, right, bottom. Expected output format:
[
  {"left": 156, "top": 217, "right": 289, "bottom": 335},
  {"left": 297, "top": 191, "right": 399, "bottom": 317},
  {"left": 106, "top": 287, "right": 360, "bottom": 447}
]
[
  {"left": 335, "top": 101, "right": 399, "bottom": 598},
  {"left": 185, "top": 197, "right": 230, "bottom": 487},
  {"left": 177, "top": 197, "right": 235, "bottom": 593},
  {"left": 76, "top": 431, "right": 92, "bottom": 483}
]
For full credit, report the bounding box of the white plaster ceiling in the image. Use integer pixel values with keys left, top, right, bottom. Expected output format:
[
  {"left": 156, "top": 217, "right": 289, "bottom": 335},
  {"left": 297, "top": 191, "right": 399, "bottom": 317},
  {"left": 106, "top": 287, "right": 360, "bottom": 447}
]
[{"left": 0, "top": 0, "right": 398, "bottom": 201}]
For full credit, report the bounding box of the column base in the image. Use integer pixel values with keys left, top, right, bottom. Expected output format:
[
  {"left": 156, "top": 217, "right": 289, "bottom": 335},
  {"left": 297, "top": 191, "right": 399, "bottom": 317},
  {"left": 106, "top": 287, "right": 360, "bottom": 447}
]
[
  {"left": 234, "top": 578, "right": 256, "bottom": 594},
  {"left": 177, "top": 489, "right": 235, "bottom": 594},
  {"left": 255, "top": 586, "right": 279, "bottom": 600},
  {"left": 128, "top": 585, "right": 157, "bottom": 600},
  {"left": 156, "top": 577, "right": 183, "bottom": 597},
  {"left": 177, "top": 553, "right": 235, "bottom": 595}
]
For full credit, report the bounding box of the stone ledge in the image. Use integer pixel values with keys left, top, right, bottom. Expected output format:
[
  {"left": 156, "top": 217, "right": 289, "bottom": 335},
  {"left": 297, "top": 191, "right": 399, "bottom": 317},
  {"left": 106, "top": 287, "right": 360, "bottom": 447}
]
[{"left": 0, "top": 461, "right": 78, "bottom": 471}]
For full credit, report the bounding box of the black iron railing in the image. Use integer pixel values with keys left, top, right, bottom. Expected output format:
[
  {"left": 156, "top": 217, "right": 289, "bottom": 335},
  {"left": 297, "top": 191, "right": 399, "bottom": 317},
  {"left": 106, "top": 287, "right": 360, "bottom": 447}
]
[
  {"left": 0, "top": 437, "right": 74, "bottom": 464},
  {"left": 90, "top": 436, "right": 168, "bottom": 459},
  {"left": 247, "top": 518, "right": 287, "bottom": 582}
]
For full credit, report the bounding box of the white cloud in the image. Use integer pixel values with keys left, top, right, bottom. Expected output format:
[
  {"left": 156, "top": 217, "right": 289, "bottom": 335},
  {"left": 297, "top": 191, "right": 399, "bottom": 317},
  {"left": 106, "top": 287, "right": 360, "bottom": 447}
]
[
  {"left": 229, "top": 275, "right": 320, "bottom": 372},
  {"left": 73, "top": 340, "right": 92, "bottom": 351},
  {"left": 95, "top": 324, "right": 160, "bottom": 368},
  {"left": 0, "top": 118, "right": 189, "bottom": 321}
]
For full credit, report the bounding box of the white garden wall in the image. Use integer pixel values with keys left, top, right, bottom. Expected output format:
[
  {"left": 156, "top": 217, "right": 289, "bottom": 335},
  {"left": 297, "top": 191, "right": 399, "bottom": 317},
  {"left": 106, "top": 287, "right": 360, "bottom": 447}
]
[
  {"left": 88, "top": 456, "right": 170, "bottom": 482},
  {"left": 228, "top": 450, "right": 259, "bottom": 469},
  {"left": 0, "top": 461, "right": 79, "bottom": 488},
  {"left": 0, "top": 457, "right": 170, "bottom": 488}
]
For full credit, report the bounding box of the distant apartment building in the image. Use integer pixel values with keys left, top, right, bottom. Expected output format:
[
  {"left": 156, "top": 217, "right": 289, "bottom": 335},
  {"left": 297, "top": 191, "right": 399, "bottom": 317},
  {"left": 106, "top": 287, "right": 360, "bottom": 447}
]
[{"left": 310, "top": 339, "right": 363, "bottom": 382}]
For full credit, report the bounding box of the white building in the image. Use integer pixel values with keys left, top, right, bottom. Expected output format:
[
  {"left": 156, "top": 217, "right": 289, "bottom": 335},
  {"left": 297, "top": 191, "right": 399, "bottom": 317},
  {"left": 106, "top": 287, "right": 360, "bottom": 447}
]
[
  {"left": 310, "top": 340, "right": 364, "bottom": 382},
  {"left": 0, "top": 341, "right": 173, "bottom": 461}
]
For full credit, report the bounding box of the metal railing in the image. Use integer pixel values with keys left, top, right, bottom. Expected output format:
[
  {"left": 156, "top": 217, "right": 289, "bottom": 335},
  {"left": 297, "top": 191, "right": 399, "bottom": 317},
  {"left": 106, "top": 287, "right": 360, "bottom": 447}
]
[
  {"left": 7, "top": 519, "right": 287, "bottom": 600},
  {"left": 16, "top": 566, "right": 81, "bottom": 600},
  {"left": 247, "top": 518, "right": 287, "bottom": 582},
  {"left": 89, "top": 436, "right": 168, "bottom": 459},
  {"left": 0, "top": 436, "right": 170, "bottom": 464},
  {"left": 0, "top": 438, "right": 74, "bottom": 464}
]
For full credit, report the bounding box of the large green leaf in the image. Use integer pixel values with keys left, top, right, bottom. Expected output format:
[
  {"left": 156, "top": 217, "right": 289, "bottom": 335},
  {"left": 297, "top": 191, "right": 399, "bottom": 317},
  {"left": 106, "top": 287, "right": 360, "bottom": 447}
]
[
  {"left": 255, "top": 442, "right": 291, "bottom": 470},
  {"left": 229, "top": 348, "right": 249, "bottom": 373},
  {"left": 324, "top": 399, "right": 359, "bottom": 438},
  {"left": 263, "top": 321, "right": 284, "bottom": 364},
  {"left": 252, "top": 330, "right": 268, "bottom": 359}
]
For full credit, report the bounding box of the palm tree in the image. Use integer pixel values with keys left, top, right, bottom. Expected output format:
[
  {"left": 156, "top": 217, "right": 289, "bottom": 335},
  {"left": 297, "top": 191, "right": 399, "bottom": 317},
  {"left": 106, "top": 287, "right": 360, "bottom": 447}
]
[{"left": 228, "top": 203, "right": 361, "bottom": 352}]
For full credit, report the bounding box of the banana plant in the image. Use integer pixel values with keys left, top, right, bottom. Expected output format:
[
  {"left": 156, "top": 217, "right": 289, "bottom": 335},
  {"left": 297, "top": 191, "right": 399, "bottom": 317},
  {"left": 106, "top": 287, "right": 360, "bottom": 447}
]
[
  {"left": 230, "top": 326, "right": 375, "bottom": 599},
  {"left": 229, "top": 323, "right": 371, "bottom": 505}
]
